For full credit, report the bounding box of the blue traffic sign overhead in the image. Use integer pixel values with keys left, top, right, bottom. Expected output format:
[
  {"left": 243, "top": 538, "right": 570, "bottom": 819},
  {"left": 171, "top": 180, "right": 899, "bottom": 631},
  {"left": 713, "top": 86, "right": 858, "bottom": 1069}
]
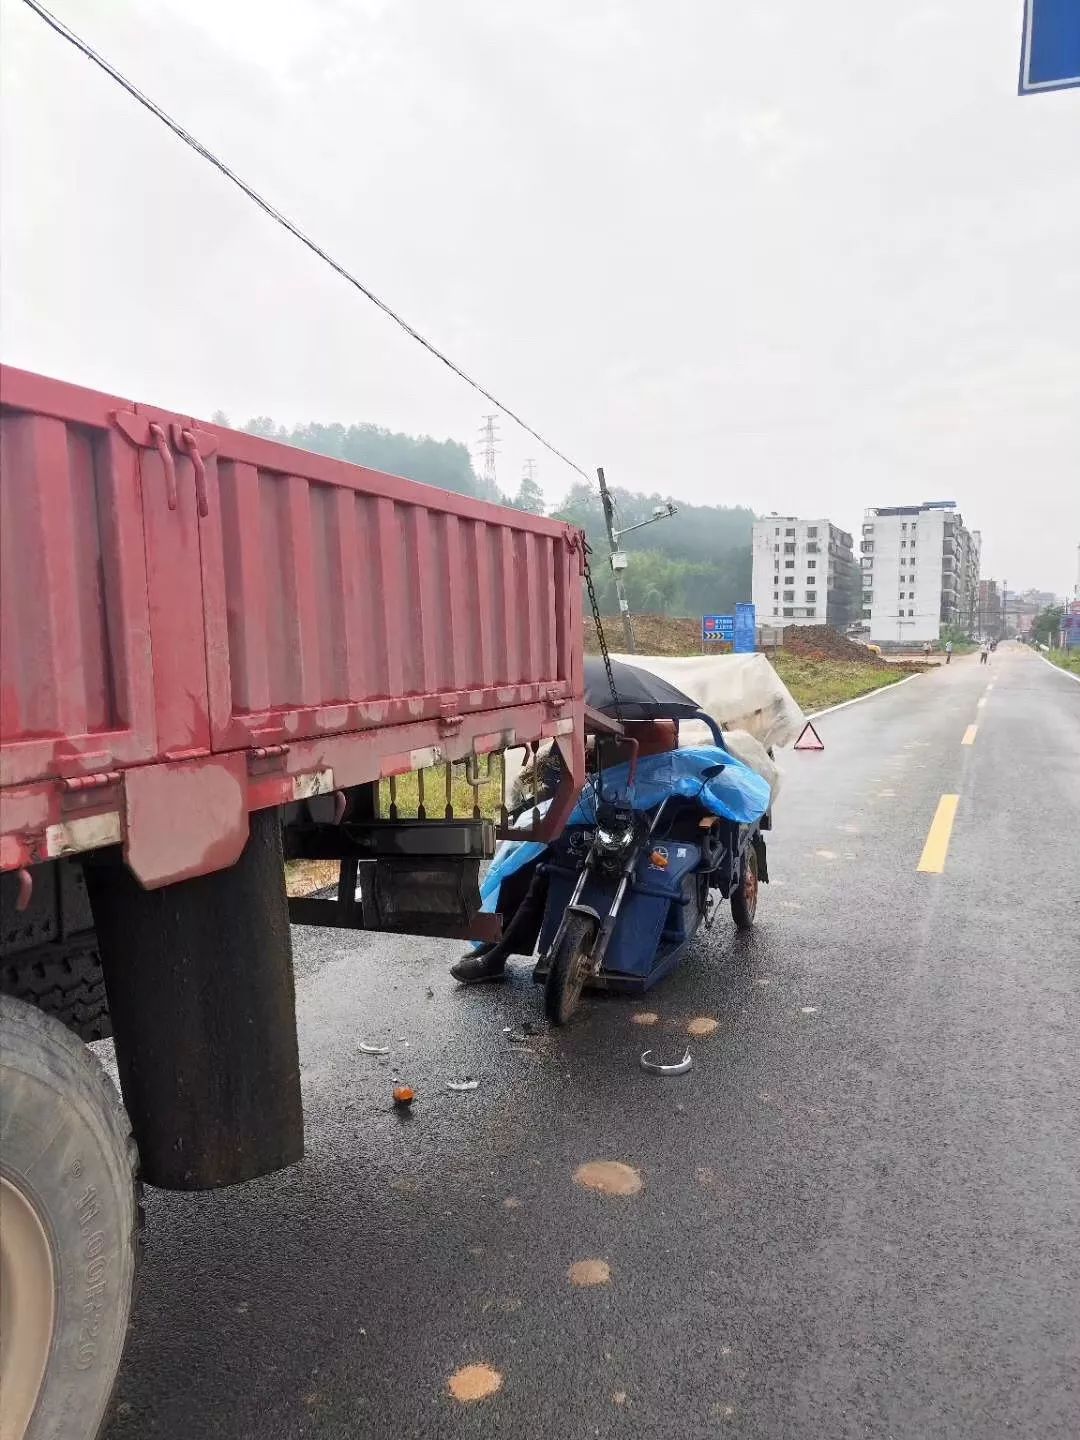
[
  {"left": 702, "top": 614, "right": 734, "bottom": 643},
  {"left": 1019, "top": 0, "right": 1080, "bottom": 93}
]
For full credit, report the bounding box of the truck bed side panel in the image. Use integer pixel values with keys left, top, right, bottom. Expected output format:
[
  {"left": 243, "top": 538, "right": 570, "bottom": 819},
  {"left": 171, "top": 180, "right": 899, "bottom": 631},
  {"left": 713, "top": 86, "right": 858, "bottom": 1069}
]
[
  {"left": 1, "top": 367, "right": 586, "bottom": 882},
  {"left": 0, "top": 369, "right": 156, "bottom": 788},
  {"left": 196, "top": 422, "right": 578, "bottom": 751}
]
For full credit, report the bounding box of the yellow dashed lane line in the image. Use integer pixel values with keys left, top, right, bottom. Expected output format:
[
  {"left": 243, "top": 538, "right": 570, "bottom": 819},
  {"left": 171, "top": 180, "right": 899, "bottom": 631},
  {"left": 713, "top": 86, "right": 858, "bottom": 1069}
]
[
  {"left": 962, "top": 724, "right": 978, "bottom": 746},
  {"left": 917, "top": 794, "right": 960, "bottom": 874}
]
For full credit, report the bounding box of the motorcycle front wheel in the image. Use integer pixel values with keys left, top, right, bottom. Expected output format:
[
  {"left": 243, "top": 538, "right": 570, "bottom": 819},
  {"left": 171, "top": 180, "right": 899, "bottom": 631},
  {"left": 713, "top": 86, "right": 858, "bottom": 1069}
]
[
  {"left": 544, "top": 913, "right": 596, "bottom": 1025},
  {"left": 731, "top": 845, "right": 759, "bottom": 931}
]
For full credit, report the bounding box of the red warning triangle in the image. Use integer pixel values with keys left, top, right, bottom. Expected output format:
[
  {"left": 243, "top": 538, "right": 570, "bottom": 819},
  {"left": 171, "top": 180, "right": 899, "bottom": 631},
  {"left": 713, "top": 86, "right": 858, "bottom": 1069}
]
[{"left": 794, "top": 721, "right": 824, "bottom": 751}]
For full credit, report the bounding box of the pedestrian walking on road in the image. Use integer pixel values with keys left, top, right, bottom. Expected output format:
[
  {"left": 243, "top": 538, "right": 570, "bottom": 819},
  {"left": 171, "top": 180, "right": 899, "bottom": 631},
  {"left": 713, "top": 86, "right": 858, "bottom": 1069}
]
[
  {"left": 945, "top": 640, "right": 953, "bottom": 664},
  {"left": 923, "top": 642, "right": 932, "bottom": 659},
  {"left": 980, "top": 639, "right": 990, "bottom": 665}
]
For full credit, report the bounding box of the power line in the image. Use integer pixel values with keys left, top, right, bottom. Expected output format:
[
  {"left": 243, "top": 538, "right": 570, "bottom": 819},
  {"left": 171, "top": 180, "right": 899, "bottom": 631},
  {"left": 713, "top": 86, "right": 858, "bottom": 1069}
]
[{"left": 19, "top": 0, "right": 591, "bottom": 483}]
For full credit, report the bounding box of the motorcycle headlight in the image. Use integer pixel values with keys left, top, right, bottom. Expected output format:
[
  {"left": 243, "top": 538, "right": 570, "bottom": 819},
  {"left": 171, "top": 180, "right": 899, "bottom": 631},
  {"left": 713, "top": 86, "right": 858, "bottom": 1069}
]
[{"left": 596, "top": 819, "right": 635, "bottom": 853}]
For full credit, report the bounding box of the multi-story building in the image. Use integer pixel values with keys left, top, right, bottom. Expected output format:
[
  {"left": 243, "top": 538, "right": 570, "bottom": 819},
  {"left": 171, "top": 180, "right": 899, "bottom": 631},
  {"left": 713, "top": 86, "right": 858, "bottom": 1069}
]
[
  {"left": 978, "top": 579, "right": 1002, "bottom": 638},
  {"left": 1003, "top": 588, "right": 1059, "bottom": 637},
  {"left": 751, "top": 516, "right": 859, "bottom": 629},
  {"left": 860, "top": 501, "right": 980, "bottom": 646}
]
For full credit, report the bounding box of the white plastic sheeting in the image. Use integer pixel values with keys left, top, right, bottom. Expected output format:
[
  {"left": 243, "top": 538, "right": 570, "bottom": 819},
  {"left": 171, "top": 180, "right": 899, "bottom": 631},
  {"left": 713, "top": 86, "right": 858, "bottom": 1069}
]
[
  {"left": 505, "top": 653, "right": 801, "bottom": 810},
  {"left": 611, "top": 652, "right": 805, "bottom": 751}
]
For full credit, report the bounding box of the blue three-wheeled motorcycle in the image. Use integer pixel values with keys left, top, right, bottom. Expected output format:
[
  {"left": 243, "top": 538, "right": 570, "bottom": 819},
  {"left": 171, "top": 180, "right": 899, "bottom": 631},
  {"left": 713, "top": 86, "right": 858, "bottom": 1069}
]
[{"left": 463, "top": 658, "right": 773, "bottom": 1024}]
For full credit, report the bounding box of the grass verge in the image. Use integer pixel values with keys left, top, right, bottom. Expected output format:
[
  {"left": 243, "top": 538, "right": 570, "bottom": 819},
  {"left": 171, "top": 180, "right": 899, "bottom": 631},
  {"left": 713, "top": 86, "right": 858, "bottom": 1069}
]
[
  {"left": 770, "top": 653, "right": 909, "bottom": 712},
  {"left": 285, "top": 765, "right": 506, "bottom": 896},
  {"left": 1048, "top": 649, "right": 1080, "bottom": 676}
]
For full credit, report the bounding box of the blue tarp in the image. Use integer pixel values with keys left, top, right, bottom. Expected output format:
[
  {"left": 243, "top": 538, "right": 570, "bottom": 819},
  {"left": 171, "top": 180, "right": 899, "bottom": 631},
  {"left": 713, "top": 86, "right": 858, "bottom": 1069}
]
[{"left": 478, "top": 746, "right": 770, "bottom": 921}]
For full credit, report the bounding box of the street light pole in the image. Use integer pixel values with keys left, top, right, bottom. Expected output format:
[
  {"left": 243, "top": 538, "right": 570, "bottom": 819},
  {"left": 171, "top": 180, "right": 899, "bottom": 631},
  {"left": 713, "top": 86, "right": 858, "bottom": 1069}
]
[
  {"left": 596, "top": 466, "right": 636, "bottom": 653},
  {"left": 594, "top": 468, "right": 678, "bottom": 654}
]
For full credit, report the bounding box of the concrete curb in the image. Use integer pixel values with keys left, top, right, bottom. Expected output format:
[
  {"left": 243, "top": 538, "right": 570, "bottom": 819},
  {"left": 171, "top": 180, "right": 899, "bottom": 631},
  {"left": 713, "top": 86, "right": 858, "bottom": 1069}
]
[
  {"left": 807, "top": 671, "right": 923, "bottom": 721},
  {"left": 1036, "top": 653, "right": 1080, "bottom": 686}
]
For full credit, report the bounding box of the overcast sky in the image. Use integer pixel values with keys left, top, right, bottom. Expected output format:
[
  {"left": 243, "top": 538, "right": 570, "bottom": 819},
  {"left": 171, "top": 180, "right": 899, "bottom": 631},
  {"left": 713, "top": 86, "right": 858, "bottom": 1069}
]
[{"left": 2, "top": 0, "right": 1077, "bottom": 592}]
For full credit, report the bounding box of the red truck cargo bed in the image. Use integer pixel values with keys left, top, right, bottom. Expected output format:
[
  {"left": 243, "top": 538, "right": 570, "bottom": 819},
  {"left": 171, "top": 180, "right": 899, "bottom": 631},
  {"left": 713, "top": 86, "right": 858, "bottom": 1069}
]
[{"left": 0, "top": 366, "right": 585, "bottom": 886}]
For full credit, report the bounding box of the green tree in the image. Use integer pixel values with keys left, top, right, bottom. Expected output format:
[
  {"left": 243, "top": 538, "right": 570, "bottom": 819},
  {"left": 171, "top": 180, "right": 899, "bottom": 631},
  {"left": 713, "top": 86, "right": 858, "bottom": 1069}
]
[
  {"left": 583, "top": 548, "right": 750, "bottom": 619},
  {"left": 237, "top": 416, "right": 497, "bottom": 501},
  {"left": 553, "top": 482, "right": 754, "bottom": 618},
  {"left": 508, "top": 475, "right": 546, "bottom": 515},
  {"left": 1032, "top": 605, "right": 1064, "bottom": 647},
  {"left": 553, "top": 482, "right": 755, "bottom": 569},
  {"left": 940, "top": 622, "right": 971, "bottom": 647}
]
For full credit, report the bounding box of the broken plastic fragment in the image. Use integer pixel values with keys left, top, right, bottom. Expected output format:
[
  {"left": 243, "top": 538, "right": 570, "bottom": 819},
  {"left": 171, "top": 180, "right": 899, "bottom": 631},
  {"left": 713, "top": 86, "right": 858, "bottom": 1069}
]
[
  {"left": 446, "top": 1077, "right": 481, "bottom": 1092},
  {"left": 359, "top": 1042, "right": 391, "bottom": 1056}
]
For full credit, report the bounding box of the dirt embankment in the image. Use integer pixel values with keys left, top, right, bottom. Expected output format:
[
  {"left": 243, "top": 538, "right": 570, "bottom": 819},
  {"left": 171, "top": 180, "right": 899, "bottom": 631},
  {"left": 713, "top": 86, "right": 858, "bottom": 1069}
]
[
  {"left": 584, "top": 614, "right": 701, "bottom": 657},
  {"left": 586, "top": 616, "right": 927, "bottom": 674},
  {"left": 779, "top": 625, "right": 890, "bottom": 667}
]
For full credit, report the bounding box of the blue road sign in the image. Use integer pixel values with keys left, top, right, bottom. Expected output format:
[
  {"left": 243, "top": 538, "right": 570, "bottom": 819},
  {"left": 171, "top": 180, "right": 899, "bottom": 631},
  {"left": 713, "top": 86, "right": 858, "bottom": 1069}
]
[
  {"left": 702, "top": 614, "right": 734, "bottom": 643},
  {"left": 733, "top": 603, "right": 757, "bottom": 654},
  {"left": 1019, "top": 0, "right": 1080, "bottom": 93}
]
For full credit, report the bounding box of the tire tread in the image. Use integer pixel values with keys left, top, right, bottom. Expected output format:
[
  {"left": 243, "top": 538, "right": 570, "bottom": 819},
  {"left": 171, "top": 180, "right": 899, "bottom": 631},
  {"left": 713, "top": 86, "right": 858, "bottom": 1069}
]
[{"left": 1, "top": 942, "right": 111, "bottom": 1041}]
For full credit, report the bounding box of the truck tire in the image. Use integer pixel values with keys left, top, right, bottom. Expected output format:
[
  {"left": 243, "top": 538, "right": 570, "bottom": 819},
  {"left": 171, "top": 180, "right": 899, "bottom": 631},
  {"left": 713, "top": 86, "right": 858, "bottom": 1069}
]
[
  {"left": 0, "top": 995, "right": 141, "bottom": 1440},
  {"left": 1, "top": 941, "right": 111, "bottom": 1042}
]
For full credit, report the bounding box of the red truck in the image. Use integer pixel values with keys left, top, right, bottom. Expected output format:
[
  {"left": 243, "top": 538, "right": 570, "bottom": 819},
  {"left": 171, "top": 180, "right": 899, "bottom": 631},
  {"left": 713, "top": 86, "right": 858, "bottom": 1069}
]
[{"left": 0, "top": 364, "right": 586, "bottom": 1440}]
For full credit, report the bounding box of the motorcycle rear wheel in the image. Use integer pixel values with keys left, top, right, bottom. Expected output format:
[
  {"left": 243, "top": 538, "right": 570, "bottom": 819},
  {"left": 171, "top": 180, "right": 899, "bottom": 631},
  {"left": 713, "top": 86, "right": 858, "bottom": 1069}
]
[{"left": 544, "top": 914, "right": 596, "bottom": 1026}]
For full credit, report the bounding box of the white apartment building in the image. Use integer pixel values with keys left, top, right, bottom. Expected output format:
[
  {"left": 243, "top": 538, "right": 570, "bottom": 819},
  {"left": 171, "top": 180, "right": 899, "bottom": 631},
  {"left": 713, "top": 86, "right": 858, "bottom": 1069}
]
[
  {"left": 751, "top": 516, "right": 859, "bottom": 629},
  {"left": 860, "top": 502, "right": 980, "bottom": 646}
]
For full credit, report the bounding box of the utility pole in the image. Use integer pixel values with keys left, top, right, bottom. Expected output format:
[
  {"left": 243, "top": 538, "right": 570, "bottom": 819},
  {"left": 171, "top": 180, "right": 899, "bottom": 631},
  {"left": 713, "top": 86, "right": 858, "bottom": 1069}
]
[
  {"left": 593, "top": 467, "right": 678, "bottom": 654},
  {"left": 477, "top": 414, "right": 500, "bottom": 494},
  {"left": 596, "top": 466, "right": 636, "bottom": 652},
  {"left": 522, "top": 458, "right": 537, "bottom": 486},
  {"left": 1002, "top": 578, "right": 1007, "bottom": 639}
]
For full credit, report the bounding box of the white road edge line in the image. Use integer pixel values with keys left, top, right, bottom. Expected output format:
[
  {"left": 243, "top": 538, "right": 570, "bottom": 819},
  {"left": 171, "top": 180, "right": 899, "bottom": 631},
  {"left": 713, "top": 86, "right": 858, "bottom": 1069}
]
[
  {"left": 807, "top": 672, "right": 922, "bottom": 721},
  {"left": 1036, "top": 654, "right": 1080, "bottom": 686}
]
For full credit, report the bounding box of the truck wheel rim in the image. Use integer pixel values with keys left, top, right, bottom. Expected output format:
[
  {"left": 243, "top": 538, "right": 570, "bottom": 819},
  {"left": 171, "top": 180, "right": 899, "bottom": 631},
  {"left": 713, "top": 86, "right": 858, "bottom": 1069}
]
[{"left": 0, "top": 1174, "right": 57, "bottom": 1440}]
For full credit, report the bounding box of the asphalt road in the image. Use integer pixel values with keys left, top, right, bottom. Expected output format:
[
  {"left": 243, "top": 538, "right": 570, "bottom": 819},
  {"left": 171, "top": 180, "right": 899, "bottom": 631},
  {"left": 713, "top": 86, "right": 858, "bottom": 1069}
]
[{"left": 101, "top": 645, "right": 1080, "bottom": 1440}]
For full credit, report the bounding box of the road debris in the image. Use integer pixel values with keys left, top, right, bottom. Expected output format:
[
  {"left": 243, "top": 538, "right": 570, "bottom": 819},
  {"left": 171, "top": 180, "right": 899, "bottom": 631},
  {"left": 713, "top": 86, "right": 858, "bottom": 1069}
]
[
  {"left": 687, "top": 1016, "right": 719, "bottom": 1037},
  {"left": 392, "top": 1086, "right": 415, "bottom": 1107},
  {"left": 359, "top": 1042, "right": 391, "bottom": 1056},
  {"left": 640, "top": 1048, "right": 693, "bottom": 1076},
  {"left": 446, "top": 1078, "right": 481, "bottom": 1092},
  {"left": 568, "top": 1258, "right": 611, "bottom": 1286},
  {"left": 574, "top": 1160, "right": 643, "bottom": 1195},
  {"left": 448, "top": 1364, "right": 502, "bottom": 1403},
  {"left": 503, "top": 1019, "right": 542, "bottom": 1044}
]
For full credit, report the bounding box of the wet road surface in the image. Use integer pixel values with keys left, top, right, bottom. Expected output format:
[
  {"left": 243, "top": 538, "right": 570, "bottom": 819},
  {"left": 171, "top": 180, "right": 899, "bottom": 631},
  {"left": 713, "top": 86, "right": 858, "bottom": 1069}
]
[{"left": 101, "top": 646, "right": 1080, "bottom": 1439}]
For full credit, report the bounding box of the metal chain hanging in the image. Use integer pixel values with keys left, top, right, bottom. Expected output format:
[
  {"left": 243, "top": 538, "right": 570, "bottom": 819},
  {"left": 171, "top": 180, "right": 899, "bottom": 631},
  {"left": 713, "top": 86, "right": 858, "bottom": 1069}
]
[{"left": 582, "top": 541, "right": 623, "bottom": 726}]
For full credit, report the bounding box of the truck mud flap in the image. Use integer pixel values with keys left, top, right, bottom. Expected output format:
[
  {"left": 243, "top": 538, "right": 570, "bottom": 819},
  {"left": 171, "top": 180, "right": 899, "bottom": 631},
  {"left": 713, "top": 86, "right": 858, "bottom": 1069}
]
[{"left": 85, "top": 808, "right": 303, "bottom": 1191}]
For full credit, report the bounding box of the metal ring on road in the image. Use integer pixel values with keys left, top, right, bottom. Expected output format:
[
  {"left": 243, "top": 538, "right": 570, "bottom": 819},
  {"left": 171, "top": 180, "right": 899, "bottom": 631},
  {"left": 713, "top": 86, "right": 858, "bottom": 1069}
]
[{"left": 639, "top": 1048, "right": 693, "bottom": 1076}]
